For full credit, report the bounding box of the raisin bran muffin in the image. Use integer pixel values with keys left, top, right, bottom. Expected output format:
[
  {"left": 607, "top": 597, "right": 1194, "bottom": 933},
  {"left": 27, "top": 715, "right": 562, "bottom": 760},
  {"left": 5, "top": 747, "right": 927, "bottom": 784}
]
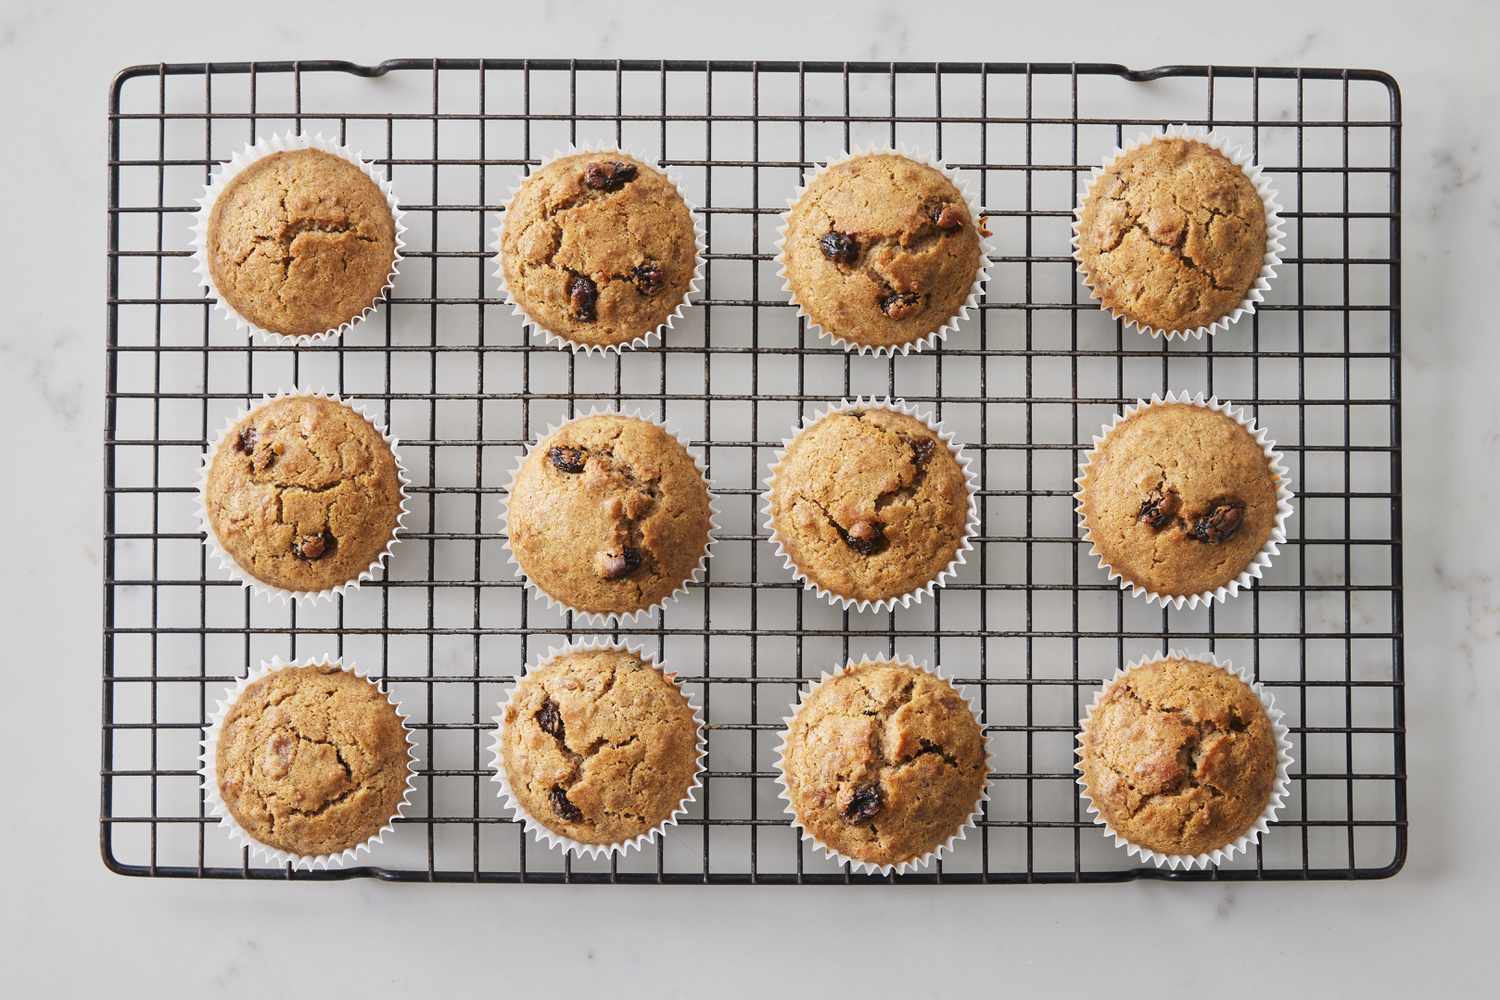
[
  {"left": 1078, "top": 401, "right": 1281, "bottom": 600},
  {"left": 214, "top": 664, "right": 411, "bottom": 858},
  {"left": 499, "top": 152, "right": 698, "bottom": 349},
  {"left": 205, "top": 147, "right": 398, "bottom": 337},
  {"left": 505, "top": 414, "right": 713, "bottom": 617},
  {"left": 1079, "top": 656, "right": 1281, "bottom": 858},
  {"left": 1076, "top": 137, "right": 1267, "bottom": 333},
  {"left": 780, "top": 660, "right": 987, "bottom": 869},
  {"left": 203, "top": 395, "right": 405, "bottom": 595},
  {"left": 768, "top": 405, "right": 972, "bottom": 605},
  {"left": 782, "top": 152, "right": 984, "bottom": 350},
  {"left": 499, "top": 646, "right": 701, "bottom": 847}
]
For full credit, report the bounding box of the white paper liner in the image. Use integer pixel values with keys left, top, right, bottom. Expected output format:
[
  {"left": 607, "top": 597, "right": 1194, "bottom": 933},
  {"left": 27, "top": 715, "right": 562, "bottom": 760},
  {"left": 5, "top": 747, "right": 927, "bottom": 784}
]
[
  {"left": 191, "top": 132, "right": 407, "bottom": 346},
  {"left": 774, "top": 146, "right": 993, "bottom": 356},
  {"left": 763, "top": 397, "right": 980, "bottom": 613},
  {"left": 1076, "top": 649, "right": 1294, "bottom": 870},
  {"left": 488, "top": 638, "right": 707, "bottom": 859},
  {"left": 775, "top": 656, "right": 990, "bottom": 876},
  {"left": 500, "top": 409, "right": 718, "bottom": 625},
  {"left": 492, "top": 144, "right": 706, "bottom": 355},
  {"left": 1071, "top": 125, "right": 1285, "bottom": 341},
  {"left": 199, "top": 655, "right": 418, "bottom": 870},
  {"left": 1074, "top": 391, "right": 1294, "bottom": 610},
  {"left": 198, "top": 389, "right": 412, "bottom": 604}
]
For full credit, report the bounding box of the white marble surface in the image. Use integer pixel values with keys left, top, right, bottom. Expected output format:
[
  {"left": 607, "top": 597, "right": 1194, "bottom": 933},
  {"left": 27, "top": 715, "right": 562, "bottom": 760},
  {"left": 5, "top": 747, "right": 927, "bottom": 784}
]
[{"left": 3, "top": 0, "right": 1497, "bottom": 994}]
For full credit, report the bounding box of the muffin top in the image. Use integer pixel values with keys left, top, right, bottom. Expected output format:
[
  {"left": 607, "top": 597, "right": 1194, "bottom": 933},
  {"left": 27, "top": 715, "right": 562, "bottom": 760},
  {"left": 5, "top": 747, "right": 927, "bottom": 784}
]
[
  {"left": 215, "top": 665, "right": 410, "bottom": 857},
  {"left": 769, "top": 407, "right": 970, "bottom": 603},
  {"left": 206, "top": 148, "right": 397, "bottom": 337},
  {"left": 1079, "top": 657, "right": 1279, "bottom": 857},
  {"left": 507, "top": 414, "right": 712, "bottom": 616},
  {"left": 1076, "top": 138, "right": 1267, "bottom": 333},
  {"left": 782, "top": 153, "right": 984, "bottom": 349},
  {"left": 1079, "top": 403, "right": 1279, "bottom": 598},
  {"left": 500, "top": 152, "right": 697, "bottom": 347},
  {"left": 500, "top": 647, "right": 701, "bottom": 845},
  {"left": 781, "top": 661, "right": 987, "bottom": 867},
  {"left": 204, "top": 396, "right": 404, "bottom": 594}
]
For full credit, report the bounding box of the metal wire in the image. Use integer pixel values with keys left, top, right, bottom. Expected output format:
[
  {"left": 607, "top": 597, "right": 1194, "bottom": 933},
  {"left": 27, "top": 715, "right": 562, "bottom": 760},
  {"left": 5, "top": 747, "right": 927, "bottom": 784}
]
[{"left": 102, "top": 59, "right": 1405, "bottom": 883}]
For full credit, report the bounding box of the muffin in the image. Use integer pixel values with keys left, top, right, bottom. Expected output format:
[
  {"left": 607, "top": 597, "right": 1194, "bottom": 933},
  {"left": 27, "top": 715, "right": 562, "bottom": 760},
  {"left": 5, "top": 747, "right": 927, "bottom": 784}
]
[
  {"left": 204, "top": 146, "right": 399, "bottom": 338},
  {"left": 1075, "top": 135, "right": 1269, "bottom": 334},
  {"left": 1078, "top": 655, "right": 1283, "bottom": 860},
  {"left": 499, "top": 151, "right": 698, "bottom": 350},
  {"left": 212, "top": 663, "right": 412, "bottom": 859},
  {"left": 202, "top": 395, "right": 406, "bottom": 596},
  {"left": 505, "top": 413, "right": 713, "bottom": 618},
  {"left": 1077, "top": 399, "right": 1284, "bottom": 603},
  {"left": 781, "top": 152, "right": 985, "bottom": 351},
  {"left": 767, "top": 404, "right": 973, "bottom": 606},
  {"left": 779, "top": 660, "right": 987, "bottom": 870},
  {"left": 497, "top": 645, "right": 702, "bottom": 849}
]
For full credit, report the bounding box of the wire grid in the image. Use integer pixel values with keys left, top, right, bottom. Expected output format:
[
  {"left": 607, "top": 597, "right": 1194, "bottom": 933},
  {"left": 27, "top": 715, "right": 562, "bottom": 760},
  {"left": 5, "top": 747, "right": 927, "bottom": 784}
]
[{"left": 103, "top": 60, "right": 1405, "bottom": 883}]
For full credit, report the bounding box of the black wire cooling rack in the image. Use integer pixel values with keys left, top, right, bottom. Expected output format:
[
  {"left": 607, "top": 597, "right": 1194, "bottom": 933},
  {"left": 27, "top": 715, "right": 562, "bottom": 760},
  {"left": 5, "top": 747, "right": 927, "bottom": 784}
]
[{"left": 103, "top": 59, "right": 1405, "bottom": 883}]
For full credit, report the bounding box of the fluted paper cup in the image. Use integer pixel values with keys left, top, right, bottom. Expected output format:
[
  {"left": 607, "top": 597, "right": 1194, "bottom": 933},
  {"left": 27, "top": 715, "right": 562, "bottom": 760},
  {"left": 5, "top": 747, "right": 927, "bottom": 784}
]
[
  {"left": 1076, "top": 649, "right": 1293, "bottom": 870},
  {"left": 198, "top": 389, "right": 411, "bottom": 604},
  {"left": 775, "top": 146, "right": 992, "bottom": 356},
  {"left": 1072, "top": 124, "right": 1285, "bottom": 341},
  {"left": 763, "top": 397, "right": 979, "bottom": 613},
  {"left": 775, "top": 656, "right": 989, "bottom": 876},
  {"left": 489, "top": 638, "right": 706, "bottom": 859},
  {"left": 493, "top": 145, "right": 705, "bottom": 355},
  {"left": 200, "top": 655, "right": 418, "bottom": 870},
  {"left": 191, "top": 132, "right": 406, "bottom": 346},
  {"left": 1074, "top": 391, "right": 1294, "bottom": 611}
]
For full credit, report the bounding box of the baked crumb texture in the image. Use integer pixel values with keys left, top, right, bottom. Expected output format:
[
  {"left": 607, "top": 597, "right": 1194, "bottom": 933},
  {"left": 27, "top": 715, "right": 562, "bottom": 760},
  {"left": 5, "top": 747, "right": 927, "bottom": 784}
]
[
  {"left": 210, "top": 661, "right": 413, "bottom": 864},
  {"left": 496, "top": 645, "right": 704, "bottom": 852},
  {"left": 778, "top": 659, "right": 988, "bottom": 872},
  {"left": 204, "top": 144, "right": 399, "bottom": 339},
  {"left": 1078, "top": 654, "right": 1289, "bottom": 866},
  {"left": 1075, "top": 133, "right": 1272, "bottom": 336}
]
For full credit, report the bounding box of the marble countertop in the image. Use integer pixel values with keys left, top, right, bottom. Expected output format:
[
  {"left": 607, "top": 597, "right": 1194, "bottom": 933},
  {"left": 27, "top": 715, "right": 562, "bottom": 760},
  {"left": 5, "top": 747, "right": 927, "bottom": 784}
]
[{"left": 3, "top": 0, "right": 1496, "bottom": 995}]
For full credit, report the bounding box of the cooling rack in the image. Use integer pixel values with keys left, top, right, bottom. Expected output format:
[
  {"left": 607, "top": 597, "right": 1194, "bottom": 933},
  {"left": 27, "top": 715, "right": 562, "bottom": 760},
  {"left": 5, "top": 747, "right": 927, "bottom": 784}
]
[{"left": 103, "top": 59, "right": 1405, "bottom": 882}]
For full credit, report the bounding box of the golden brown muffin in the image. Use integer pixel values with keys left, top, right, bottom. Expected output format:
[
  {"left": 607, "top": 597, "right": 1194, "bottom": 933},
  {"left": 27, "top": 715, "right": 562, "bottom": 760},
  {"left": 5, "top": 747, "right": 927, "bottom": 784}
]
[
  {"left": 204, "top": 395, "right": 404, "bottom": 594},
  {"left": 500, "top": 647, "right": 701, "bottom": 845},
  {"left": 1079, "top": 402, "right": 1280, "bottom": 599},
  {"left": 768, "top": 407, "right": 971, "bottom": 603},
  {"left": 1076, "top": 137, "right": 1267, "bottom": 333},
  {"left": 782, "top": 153, "right": 984, "bottom": 350},
  {"left": 1079, "top": 656, "right": 1280, "bottom": 857},
  {"left": 506, "top": 414, "right": 712, "bottom": 616},
  {"left": 206, "top": 148, "right": 397, "bottom": 337},
  {"left": 499, "top": 152, "right": 697, "bottom": 348},
  {"left": 780, "top": 660, "right": 987, "bottom": 868},
  {"left": 215, "top": 664, "right": 410, "bottom": 857}
]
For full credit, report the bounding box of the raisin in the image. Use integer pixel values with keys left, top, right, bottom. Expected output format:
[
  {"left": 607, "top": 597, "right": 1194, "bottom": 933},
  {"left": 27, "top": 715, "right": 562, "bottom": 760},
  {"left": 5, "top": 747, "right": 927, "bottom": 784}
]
[
  {"left": 549, "top": 784, "right": 583, "bottom": 822},
  {"left": 632, "top": 262, "right": 666, "bottom": 295},
  {"left": 568, "top": 273, "right": 599, "bottom": 322},
  {"left": 547, "top": 445, "right": 588, "bottom": 474},
  {"left": 582, "top": 160, "right": 638, "bottom": 191},
  {"left": 844, "top": 784, "right": 883, "bottom": 823},
  {"left": 536, "top": 698, "right": 565, "bottom": 741},
  {"left": 908, "top": 435, "right": 936, "bottom": 467},
  {"left": 1190, "top": 497, "right": 1246, "bottom": 544},
  {"left": 843, "top": 519, "right": 886, "bottom": 556},
  {"left": 929, "top": 202, "right": 965, "bottom": 230},
  {"left": 819, "top": 231, "right": 859, "bottom": 266},
  {"left": 235, "top": 426, "right": 258, "bottom": 454},
  {"left": 595, "top": 547, "right": 643, "bottom": 580},
  {"left": 292, "top": 531, "right": 331, "bottom": 561},
  {"left": 1137, "top": 487, "right": 1182, "bottom": 531},
  {"left": 879, "top": 291, "right": 920, "bottom": 319}
]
